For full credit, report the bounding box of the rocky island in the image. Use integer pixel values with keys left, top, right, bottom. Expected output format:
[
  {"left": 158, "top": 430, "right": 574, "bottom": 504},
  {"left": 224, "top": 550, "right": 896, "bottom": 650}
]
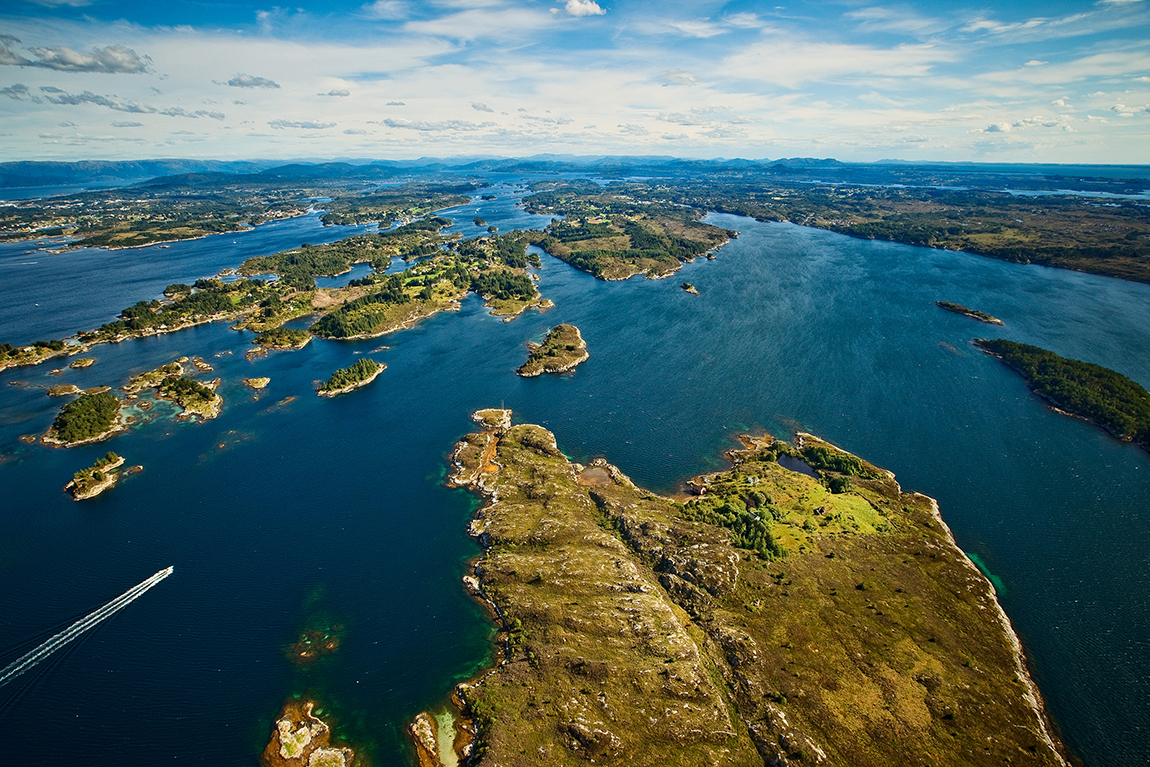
[
  {"left": 64, "top": 451, "right": 125, "bottom": 500},
  {"left": 317, "top": 358, "right": 385, "bottom": 397},
  {"left": 253, "top": 327, "right": 312, "bottom": 351},
  {"left": 428, "top": 410, "right": 1069, "bottom": 767},
  {"left": 936, "top": 302, "right": 1004, "bottom": 325},
  {"left": 260, "top": 699, "right": 354, "bottom": 767},
  {"left": 681, "top": 282, "right": 699, "bottom": 295},
  {"left": 976, "top": 338, "right": 1150, "bottom": 452},
  {"left": 516, "top": 324, "right": 588, "bottom": 377}
]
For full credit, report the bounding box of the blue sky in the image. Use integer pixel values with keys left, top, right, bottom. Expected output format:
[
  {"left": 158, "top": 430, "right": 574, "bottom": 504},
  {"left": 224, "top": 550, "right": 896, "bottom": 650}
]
[{"left": 1, "top": 0, "right": 1148, "bottom": 162}]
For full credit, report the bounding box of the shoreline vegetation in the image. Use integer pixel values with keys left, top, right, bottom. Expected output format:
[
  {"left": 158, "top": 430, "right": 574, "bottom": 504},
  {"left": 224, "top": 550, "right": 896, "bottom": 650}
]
[
  {"left": 936, "top": 301, "right": 1004, "bottom": 325},
  {"left": 317, "top": 357, "right": 384, "bottom": 397},
  {"left": 64, "top": 451, "right": 125, "bottom": 500},
  {"left": 425, "top": 410, "right": 1069, "bottom": 767},
  {"left": 975, "top": 338, "right": 1150, "bottom": 451},
  {"left": 516, "top": 324, "right": 588, "bottom": 377}
]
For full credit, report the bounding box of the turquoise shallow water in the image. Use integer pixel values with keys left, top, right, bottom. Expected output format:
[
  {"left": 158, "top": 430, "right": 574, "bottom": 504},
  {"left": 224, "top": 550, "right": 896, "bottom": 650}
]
[{"left": 1, "top": 186, "right": 1148, "bottom": 765}]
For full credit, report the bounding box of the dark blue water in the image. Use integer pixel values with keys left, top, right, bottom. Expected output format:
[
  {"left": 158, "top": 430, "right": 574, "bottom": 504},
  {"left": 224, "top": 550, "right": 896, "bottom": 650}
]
[{"left": 1, "top": 196, "right": 1148, "bottom": 766}]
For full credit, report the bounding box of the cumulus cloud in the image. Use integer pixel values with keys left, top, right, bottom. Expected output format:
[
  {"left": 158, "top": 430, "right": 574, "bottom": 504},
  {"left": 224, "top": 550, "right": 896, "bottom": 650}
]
[
  {"left": 227, "top": 73, "right": 280, "bottom": 89},
  {"left": 471, "top": 101, "right": 494, "bottom": 113},
  {"left": 558, "top": 0, "right": 605, "bottom": 17},
  {"left": 343, "top": 128, "right": 368, "bottom": 134},
  {"left": 659, "top": 68, "right": 696, "bottom": 86},
  {"left": 981, "top": 115, "right": 1075, "bottom": 132},
  {"left": 0, "top": 83, "right": 33, "bottom": 100},
  {"left": 617, "top": 123, "right": 649, "bottom": 136},
  {"left": 0, "top": 38, "right": 150, "bottom": 73},
  {"left": 319, "top": 89, "right": 350, "bottom": 97},
  {"left": 1111, "top": 103, "right": 1150, "bottom": 116},
  {"left": 380, "top": 117, "right": 495, "bottom": 132},
  {"left": 161, "top": 107, "right": 225, "bottom": 120},
  {"left": 57, "top": 120, "right": 76, "bottom": 127},
  {"left": 111, "top": 120, "right": 143, "bottom": 127},
  {"left": 35, "top": 87, "right": 225, "bottom": 119},
  {"left": 268, "top": 119, "right": 336, "bottom": 129},
  {"left": 386, "top": 100, "right": 405, "bottom": 105}
]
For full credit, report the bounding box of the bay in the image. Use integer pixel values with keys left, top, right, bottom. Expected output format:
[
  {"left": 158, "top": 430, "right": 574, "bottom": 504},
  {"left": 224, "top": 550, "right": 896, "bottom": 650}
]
[{"left": 0, "top": 185, "right": 1147, "bottom": 766}]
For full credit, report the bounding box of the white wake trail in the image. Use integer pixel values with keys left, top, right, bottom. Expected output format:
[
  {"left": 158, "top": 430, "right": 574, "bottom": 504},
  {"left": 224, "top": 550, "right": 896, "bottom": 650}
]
[{"left": 0, "top": 566, "right": 174, "bottom": 688}]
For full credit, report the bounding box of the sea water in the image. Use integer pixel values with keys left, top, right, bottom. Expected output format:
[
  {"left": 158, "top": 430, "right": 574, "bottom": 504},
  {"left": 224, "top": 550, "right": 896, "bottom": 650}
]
[{"left": 0, "top": 184, "right": 1147, "bottom": 765}]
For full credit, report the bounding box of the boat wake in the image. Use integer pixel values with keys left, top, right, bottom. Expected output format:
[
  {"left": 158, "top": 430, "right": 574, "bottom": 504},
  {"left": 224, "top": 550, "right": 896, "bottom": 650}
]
[{"left": 0, "top": 566, "right": 174, "bottom": 689}]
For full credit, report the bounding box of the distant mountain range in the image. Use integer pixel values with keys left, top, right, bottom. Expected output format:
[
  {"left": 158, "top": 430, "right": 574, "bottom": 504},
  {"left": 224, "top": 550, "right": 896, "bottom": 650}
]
[{"left": 2, "top": 155, "right": 1147, "bottom": 190}]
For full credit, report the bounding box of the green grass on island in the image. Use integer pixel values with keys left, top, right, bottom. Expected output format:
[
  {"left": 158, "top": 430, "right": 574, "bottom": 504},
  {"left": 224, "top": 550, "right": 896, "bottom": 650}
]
[
  {"left": 67, "top": 451, "right": 125, "bottom": 499},
  {"left": 442, "top": 417, "right": 1067, "bottom": 766},
  {"left": 976, "top": 338, "right": 1150, "bottom": 450},
  {"left": 516, "top": 324, "right": 588, "bottom": 377},
  {"left": 48, "top": 391, "right": 121, "bottom": 445},
  {"left": 253, "top": 327, "right": 311, "bottom": 349},
  {"left": 521, "top": 182, "right": 734, "bottom": 280},
  {"left": 317, "top": 357, "right": 384, "bottom": 395}
]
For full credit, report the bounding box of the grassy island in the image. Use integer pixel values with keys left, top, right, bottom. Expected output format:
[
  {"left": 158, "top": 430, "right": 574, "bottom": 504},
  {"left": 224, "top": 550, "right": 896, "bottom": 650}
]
[
  {"left": 65, "top": 451, "right": 126, "bottom": 500},
  {"left": 309, "top": 231, "right": 547, "bottom": 340},
  {"left": 976, "top": 338, "right": 1150, "bottom": 450},
  {"left": 516, "top": 324, "right": 588, "bottom": 377},
  {"left": 44, "top": 391, "right": 122, "bottom": 446},
  {"left": 435, "top": 412, "right": 1069, "bottom": 767},
  {"left": 521, "top": 183, "right": 733, "bottom": 280},
  {"left": 253, "top": 327, "right": 312, "bottom": 349},
  {"left": 936, "top": 301, "right": 1004, "bottom": 325},
  {"left": 317, "top": 358, "right": 385, "bottom": 397},
  {"left": 157, "top": 375, "right": 222, "bottom": 420}
]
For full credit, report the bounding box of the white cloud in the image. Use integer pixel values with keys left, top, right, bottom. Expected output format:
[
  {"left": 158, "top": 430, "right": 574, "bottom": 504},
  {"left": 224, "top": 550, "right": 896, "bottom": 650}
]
[
  {"left": 1025, "top": 60, "right": 1048, "bottom": 66},
  {"left": 471, "top": 101, "right": 494, "bottom": 112},
  {"left": 343, "top": 128, "right": 368, "bottom": 134},
  {"left": 268, "top": 119, "right": 336, "bottom": 129},
  {"left": 319, "top": 89, "right": 350, "bottom": 97},
  {"left": 723, "top": 38, "right": 953, "bottom": 89},
  {"left": 381, "top": 117, "right": 495, "bottom": 131},
  {"left": 111, "top": 120, "right": 143, "bottom": 127},
  {"left": 387, "top": 100, "right": 406, "bottom": 106},
  {"left": 0, "top": 39, "right": 151, "bottom": 73},
  {"left": 618, "top": 123, "right": 649, "bottom": 136},
  {"left": 361, "top": 0, "right": 410, "bottom": 19},
  {"left": 228, "top": 73, "right": 281, "bottom": 89},
  {"left": 561, "top": 0, "right": 605, "bottom": 17},
  {"left": 659, "top": 68, "right": 696, "bottom": 86}
]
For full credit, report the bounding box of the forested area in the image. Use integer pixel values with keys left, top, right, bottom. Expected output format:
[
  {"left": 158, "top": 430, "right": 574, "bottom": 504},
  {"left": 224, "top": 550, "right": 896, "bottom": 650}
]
[
  {"left": 51, "top": 391, "right": 120, "bottom": 443},
  {"left": 977, "top": 339, "right": 1150, "bottom": 449}
]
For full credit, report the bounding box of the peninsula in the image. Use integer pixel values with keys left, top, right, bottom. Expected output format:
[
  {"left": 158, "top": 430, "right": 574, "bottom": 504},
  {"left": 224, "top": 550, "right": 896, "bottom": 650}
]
[
  {"left": 516, "top": 324, "right": 588, "bottom": 377},
  {"left": 976, "top": 338, "right": 1150, "bottom": 451},
  {"left": 936, "top": 302, "right": 1004, "bottom": 325},
  {"left": 317, "top": 358, "right": 384, "bottom": 397},
  {"left": 64, "top": 451, "right": 125, "bottom": 500},
  {"left": 428, "top": 411, "right": 1069, "bottom": 766}
]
